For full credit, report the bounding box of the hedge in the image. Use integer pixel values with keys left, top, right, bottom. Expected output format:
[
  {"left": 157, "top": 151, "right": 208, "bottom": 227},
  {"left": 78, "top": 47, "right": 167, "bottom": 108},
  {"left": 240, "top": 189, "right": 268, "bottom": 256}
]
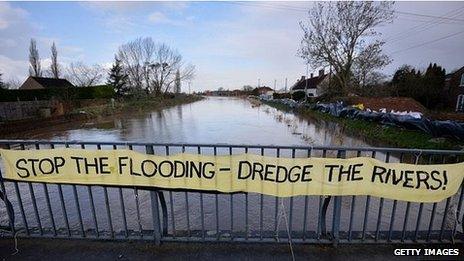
[
  {"left": 273, "top": 92, "right": 291, "bottom": 99},
  {"left": 0, "top": 85, "right": 115, "bottom": 102},
  {"left": 292, "top": 91, "right": 306, "bottom": 101}
]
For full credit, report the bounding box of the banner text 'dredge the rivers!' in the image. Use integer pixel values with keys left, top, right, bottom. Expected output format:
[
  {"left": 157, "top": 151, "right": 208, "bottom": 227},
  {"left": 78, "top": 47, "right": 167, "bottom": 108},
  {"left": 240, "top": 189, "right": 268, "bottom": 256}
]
[{"left": 1, "top": 148, "right": 463, "bottom": 203}]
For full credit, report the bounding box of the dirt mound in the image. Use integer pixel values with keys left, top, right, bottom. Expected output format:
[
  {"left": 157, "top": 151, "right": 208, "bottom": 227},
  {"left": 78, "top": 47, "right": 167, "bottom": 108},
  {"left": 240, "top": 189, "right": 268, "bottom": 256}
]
[
  {"left": 431, "top": 112, "right": 464, "bottom": 122},
  {"left": 345, "top": 97, "right": 427, "bottom": 114}
]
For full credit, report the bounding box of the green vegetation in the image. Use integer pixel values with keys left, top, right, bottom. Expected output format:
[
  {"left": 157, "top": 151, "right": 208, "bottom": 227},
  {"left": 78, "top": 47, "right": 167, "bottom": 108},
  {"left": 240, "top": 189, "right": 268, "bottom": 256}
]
[
  {"left": 76, "top": 85, "right": 115, "bottom": 99},
  {"left": 0, "top": 85, "right": 115, "bottom": 102},
  {"left": 74, "top": 94, "right": 203, "bottom": 118},
  {"left": 390, "top": 63, "right": 446, "bottom": 109},
  {"left": 264, "top": 100, "right": 463, "bottom": 150}
]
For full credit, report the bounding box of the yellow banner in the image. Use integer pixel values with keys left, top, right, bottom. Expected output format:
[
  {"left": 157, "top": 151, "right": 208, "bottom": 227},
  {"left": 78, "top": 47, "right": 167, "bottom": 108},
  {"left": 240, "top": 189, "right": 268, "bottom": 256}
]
[{"left": 0, "top": 148, "right": 463, "bottom": 203}]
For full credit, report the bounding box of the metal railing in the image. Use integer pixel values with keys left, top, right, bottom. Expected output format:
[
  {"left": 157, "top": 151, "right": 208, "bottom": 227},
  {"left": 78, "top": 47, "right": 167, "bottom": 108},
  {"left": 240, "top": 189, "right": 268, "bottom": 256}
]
[{"left": 0, "top": 139, "right": 463, "bottom": 245}]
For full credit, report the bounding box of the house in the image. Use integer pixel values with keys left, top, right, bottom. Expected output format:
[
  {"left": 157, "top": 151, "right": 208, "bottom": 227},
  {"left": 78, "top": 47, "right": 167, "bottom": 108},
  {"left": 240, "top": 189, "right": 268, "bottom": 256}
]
[
  {"left": 290, "top": 69, "right": 328, "bottom": 98},
  {"left": 444, "top": 66, "right": 464, "bottom": 111},
  {"left": 20, "top": 76, "right": 74, "bottom": 90},
  {"left": 252, "top": 86, "right": 274, "bottom": 96}
]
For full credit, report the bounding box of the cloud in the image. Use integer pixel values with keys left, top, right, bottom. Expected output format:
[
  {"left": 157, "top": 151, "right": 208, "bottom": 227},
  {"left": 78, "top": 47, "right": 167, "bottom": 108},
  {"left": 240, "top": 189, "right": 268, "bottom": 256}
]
[
  {"left": 80, "top": 2, "right": 144, "bottom": 13},
  {"left": 0, "top": 2, "right": 28, "bottom": 30},
  {"left": 82, "top": 2, "right": 192, "bottom": 32},
  {"left": 158, "top": 1, "right": 190, "bottom": 11},
  {"left": 0, "top": 38, "right": 16, "bottom": 48},
  {"left": 147, "top": 11, "right": 194, "bottom": 27},
  {"left": 82, "top": 1, "right": 189, "bottom": 13},
  {"left": 80, "top": 2, "right": 140, "bottom": 33},
  {"left": 0, "top": 3, "right": 88, "bottom": 81},
  {"left": 183, "top": 2, "right": 310, "bottom": 90},
  {"left": 0, "top": 3, "right": 35, "bottom": 79},
  {"left": 148, "top": 11, "right": 169, "bottom": 24},
  {"left": 0, "top": 55, "right": 28, "bottom": 82}
]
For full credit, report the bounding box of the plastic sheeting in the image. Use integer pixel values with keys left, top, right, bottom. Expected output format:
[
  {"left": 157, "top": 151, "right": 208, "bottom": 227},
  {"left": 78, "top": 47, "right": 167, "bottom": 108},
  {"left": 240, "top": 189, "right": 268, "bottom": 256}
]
[{"left": 310, "top": 102, "right": 464, "bottom": 141}]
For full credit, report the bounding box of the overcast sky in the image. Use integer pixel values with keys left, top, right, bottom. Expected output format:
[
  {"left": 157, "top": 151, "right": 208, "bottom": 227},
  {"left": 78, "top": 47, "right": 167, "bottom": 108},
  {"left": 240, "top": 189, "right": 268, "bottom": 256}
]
[{"left": 1, "top": 1, "right": 463, "bottom": 91}]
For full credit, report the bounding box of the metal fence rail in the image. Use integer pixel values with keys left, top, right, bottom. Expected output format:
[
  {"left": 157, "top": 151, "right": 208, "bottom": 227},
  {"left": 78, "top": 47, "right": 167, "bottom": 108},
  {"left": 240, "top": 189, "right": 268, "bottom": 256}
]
[{"left": 0, "top": 139, "right": 463, "bottom": 245}]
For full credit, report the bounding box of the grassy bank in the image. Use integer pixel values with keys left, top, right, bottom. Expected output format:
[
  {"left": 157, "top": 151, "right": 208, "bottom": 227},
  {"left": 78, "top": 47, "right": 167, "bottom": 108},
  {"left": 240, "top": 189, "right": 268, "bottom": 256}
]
[
  {"left": 73, "top": 94, "right": 203, "bottom": 118},
  {"left": 263, "top": 100, "right": 463, "bottom": 150}
]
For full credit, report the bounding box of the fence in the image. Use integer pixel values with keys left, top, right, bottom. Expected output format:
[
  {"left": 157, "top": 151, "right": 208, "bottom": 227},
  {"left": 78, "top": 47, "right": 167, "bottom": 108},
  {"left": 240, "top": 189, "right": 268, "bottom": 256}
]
[
  {"left": 0, "top": 100, "right": 63, "bottom": 121},
  {"left": 0, "top": 140, "right": 463, "bottom": 245}
]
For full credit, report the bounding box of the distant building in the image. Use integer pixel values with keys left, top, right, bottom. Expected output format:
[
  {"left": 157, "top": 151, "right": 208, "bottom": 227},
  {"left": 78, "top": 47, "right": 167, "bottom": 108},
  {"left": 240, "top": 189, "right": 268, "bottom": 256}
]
[
  {"left": 444, "top": 66, "right": 464, "bottom": 111},
  {"left": 19, "top": 76, "right": 74, "bottom": 90},
  {"left": 230, "top": 89, "right": 246, "bottom": 96},
  {"left": 290, "top": 69, "right": 328, "bottom": 98},
  {"left": 252, "top": 86, "right": 274, "bottom": 96}
]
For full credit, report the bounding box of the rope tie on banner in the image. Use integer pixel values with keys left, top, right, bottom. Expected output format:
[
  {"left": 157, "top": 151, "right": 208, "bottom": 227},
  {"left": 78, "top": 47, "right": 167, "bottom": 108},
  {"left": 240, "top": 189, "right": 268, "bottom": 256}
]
[
  {"left": 275, "top": 198, "right": 295, "bottom": 261},
  {"left": 415, "top": 150, "right": 423, "bottom": 164},
  {"left": 0, "top": 228, "right": 25, "bottom": 256}
]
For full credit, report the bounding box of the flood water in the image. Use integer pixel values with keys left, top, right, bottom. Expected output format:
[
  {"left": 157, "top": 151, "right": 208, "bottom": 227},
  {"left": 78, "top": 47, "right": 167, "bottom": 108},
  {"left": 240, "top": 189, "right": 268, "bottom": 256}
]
[
  {"left": 0, "top": 97, "right": 457, "bottom": 238},
  {"left": 19, "top": 96, "right": 371, "bottom": 146}
]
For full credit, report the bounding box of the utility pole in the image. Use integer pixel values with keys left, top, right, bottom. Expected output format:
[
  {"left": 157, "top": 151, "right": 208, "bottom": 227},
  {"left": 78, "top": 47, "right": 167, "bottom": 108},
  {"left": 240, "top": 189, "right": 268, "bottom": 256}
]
[
  {"left": 258, "top": 78, "right": 260, "bottom": 88},
  {"left": 188, "top": 81, "right": 191, "bottom": 94},
  {"left": 285, "top": 78, "right": 288, "bottom": 92},
  {"left": 304, "top": 63, "right": 308, "bottom": 103},
  {"left": 274, "top": 79, "right": 276, "bottom": 92}
]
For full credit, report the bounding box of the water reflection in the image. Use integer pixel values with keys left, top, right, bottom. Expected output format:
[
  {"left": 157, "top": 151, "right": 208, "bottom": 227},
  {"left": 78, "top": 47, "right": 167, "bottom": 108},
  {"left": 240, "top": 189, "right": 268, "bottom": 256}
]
[{"left": 11, "top": 97, "right": 374, "bottom": 148}]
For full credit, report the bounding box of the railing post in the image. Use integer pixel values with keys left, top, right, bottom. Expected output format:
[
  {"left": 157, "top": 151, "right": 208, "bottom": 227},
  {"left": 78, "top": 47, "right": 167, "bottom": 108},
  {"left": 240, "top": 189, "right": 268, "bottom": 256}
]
[
  {"left": 150, "top": 190, "right": 162, "bottom": 245},
  {"left": 332, "top": 150, "right": 346, "bottom": 246},
  {"left": 146, "top": 145, "right": 162, "bottom": 245},
  {"left": 0, "top": 168, "right": 15, "bottom": 235},
  {"left": 332, "top": 197, "right": 341, "bottom": 246}
]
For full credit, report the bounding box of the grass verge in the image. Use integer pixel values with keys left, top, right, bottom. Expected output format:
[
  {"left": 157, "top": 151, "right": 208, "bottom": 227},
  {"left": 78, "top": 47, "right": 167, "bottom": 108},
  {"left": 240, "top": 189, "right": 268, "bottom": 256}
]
[{"left": 73, "top": 94, "right": 203, "bottom": 118}]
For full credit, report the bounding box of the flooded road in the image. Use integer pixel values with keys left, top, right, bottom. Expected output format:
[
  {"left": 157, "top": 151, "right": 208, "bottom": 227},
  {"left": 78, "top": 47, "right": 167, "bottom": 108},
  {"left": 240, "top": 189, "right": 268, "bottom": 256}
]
[
  {"left": 0, "top": 97, "right": 453, "bottom": 238},
  {"left": 18, "top": 96, "right": 372, "bottom": 147}
]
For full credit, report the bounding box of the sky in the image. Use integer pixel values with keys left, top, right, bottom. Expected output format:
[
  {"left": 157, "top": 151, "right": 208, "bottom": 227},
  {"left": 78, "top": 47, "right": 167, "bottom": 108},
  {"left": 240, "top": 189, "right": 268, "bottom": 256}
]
[{"left": 1, "top": 1, "right": 464, "bottom": 92}]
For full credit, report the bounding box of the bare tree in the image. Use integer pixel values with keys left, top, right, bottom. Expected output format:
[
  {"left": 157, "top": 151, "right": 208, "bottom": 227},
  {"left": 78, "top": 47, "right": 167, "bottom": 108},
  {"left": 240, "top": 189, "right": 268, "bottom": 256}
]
[
  {"left": 352, "top": 42, "right": 391, "bottom": 89},
  {"left": 50, "top": 42, "right": 60, "bottom": 79},
  {"left": 148, "top": 43, "right": 195, "bottom": 94},
  {"left": 299, "top": 1, "right": 394, "bottom": 95},
  {"left": 118, "top": 37, "right": 195, "bottom": 94},
  {"left": 0, "top": 71, "right": 4, "bottom": 89},
  {"left": 242, "top": 85, "right": 253, "bottom": 92},
  {"left": 66, "top": 62, "right": 104, "bottom": 87},
  {"left": 29, "top": 38, "right": 42, "bottom": 77},
  {"left": 117, "top": 37, "right": 155, "bottom": 90}
]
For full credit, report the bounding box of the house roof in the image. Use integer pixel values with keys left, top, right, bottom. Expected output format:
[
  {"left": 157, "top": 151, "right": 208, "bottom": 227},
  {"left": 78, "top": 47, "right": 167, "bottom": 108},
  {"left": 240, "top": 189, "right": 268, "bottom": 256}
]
[
  {"left": 254, "top": 86, "right": 273, "bottom": 92},
  {"left": 31, "top": 76, "right": 74, "bottom": 88},
  {"left": 446, "top": 66, "right": 464, "bottom": 79},
  {"left": 291, "top": 74, "right": 327, "bottom": 90}
]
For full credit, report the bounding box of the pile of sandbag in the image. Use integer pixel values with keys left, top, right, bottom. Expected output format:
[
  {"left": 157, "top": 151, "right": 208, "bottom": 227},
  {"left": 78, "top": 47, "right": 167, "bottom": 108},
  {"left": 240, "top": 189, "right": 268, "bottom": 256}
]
[{"left": 311, "top": 102, "right": 464, "bottom": 141}]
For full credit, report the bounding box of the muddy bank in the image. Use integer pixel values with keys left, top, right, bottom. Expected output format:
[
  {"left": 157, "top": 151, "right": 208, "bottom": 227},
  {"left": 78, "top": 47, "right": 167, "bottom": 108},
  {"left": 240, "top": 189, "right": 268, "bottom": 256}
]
[{"left": 0, "top": 95, "right": 203, "bottom": 138}]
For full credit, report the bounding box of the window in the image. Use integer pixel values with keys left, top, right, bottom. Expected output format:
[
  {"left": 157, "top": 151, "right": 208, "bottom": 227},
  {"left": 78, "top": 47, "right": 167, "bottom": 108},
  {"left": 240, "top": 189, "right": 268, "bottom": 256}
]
[
  {"left": 457, "top": 95, "right": 464, "bottom": 112},
  {"left": 460, "top": 73, "right": 464, "bottom": 87}
]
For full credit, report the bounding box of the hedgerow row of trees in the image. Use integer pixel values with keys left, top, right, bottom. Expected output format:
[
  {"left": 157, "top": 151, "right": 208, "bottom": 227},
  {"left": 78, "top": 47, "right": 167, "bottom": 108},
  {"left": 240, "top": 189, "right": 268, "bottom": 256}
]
[
  {"left": 390, "top": 63, "right": 446, "bottom": 109},
  {"left": 1, "top": 37, "right": 194, "bottom": 97}
]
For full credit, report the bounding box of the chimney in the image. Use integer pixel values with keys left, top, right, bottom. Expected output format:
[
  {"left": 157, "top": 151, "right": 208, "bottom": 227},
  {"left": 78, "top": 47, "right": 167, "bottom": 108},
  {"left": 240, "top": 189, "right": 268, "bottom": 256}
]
[
  {"left": 319, "top": 69, "right": 325, "bottom": 76},
  {"left": 300, "top": 76, "right": 305, "bottom": 81},
  {"left": 310, "top": 73, "right": 313, "bottom": 78}
]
